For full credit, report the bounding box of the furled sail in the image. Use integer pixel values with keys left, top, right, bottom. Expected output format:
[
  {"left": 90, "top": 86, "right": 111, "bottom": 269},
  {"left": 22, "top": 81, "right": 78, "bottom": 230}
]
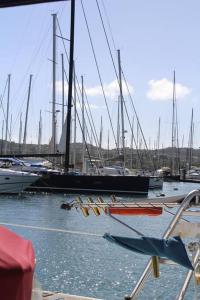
[{"left": 0, "top": 0, "right": 66, "bottom": 8}]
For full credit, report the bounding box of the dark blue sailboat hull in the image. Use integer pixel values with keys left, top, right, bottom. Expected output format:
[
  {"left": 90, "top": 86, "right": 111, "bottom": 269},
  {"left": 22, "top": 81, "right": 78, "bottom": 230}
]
[{"left": 28, "top": 174, "right": 149, "bottom": 195}]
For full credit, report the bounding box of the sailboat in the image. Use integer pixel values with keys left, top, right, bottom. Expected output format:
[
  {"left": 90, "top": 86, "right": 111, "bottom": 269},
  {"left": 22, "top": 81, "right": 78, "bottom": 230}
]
[
  {"left": 0, "top": 0, "right": 149, "bottom": 195},
  {"left": 27, "top": 0, "right": 150, "bottom": 195}
]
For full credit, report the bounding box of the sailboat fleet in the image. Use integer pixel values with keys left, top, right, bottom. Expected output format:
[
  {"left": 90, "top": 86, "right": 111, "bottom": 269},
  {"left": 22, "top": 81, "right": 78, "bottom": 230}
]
[
  {"left": 0, "top": 0, "right": 197, "bottom": 194},
  {"left": 0, "top": 0, "right": 167, "bottom": 194},
  {"left": 0, "top": 1, "right": 200, "bottom": 300}
]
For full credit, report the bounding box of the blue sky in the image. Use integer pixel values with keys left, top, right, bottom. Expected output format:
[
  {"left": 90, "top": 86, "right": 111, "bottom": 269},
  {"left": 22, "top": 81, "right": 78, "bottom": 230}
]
[{"left": 0, "top": 0, "right": 200, "bottom": 149}]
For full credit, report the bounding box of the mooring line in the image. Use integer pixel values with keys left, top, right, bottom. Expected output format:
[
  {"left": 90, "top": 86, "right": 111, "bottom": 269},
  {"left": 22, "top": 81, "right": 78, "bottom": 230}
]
[{"left": 0, "top": 222, "right": 101, "bottom": 237}]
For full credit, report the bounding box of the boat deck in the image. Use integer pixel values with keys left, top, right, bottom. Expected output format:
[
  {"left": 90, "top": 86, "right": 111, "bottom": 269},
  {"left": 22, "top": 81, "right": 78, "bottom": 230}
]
[{"left": 42, "top": 291, "right": 102, "bottom": 300}]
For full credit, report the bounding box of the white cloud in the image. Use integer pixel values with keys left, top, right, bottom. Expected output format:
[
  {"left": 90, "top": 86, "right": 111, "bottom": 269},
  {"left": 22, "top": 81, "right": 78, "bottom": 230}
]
[
  {"left": 56, "top": 81, "right": 68, "bottom": 95},
  {"left": 54, "top": 81, "right": 102, "bottom": 109},
  {"left": 85, "top": 79, "right": 134, "bottom": 99},
  {"left": 55, "top": 79, "right": 134, "bottom": 100},
  {"left": 146, "top": 78, "right": 191, "bottom": 101}
]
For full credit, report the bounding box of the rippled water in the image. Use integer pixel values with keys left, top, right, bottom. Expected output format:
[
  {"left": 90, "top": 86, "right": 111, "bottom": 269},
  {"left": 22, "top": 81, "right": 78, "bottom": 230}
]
[{"left": 0, "top": 181, "right": 199, "bottom": 299}]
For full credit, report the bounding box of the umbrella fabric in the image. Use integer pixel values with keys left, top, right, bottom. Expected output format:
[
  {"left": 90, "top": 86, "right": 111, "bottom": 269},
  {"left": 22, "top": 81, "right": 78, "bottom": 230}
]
[
  {"left": 103, "top": 233, "right": 193, "bottom": 270},
  {"left": 0, "top": 226, "right": 35, "bottom": 300}
]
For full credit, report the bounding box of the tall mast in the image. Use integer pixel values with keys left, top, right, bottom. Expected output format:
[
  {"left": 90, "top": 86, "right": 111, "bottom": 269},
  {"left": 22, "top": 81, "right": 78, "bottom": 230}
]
[
  {"left": 171, "top": 70, "right": 176, "bottom": 174},
  {"left": 18, "top": 113, "right": 22, "bottom": 153},
  {"left": 9, "top": 114, "right": 12, "bottom": 153},
  {"left": 73, "top": 62, "right": 76, "bottom": 168},
  {"left": 182, "top": 134, "right": 184, "bottom": 148},
  {"left": 188, "top": 108, "right": 194, "bottom": 170},
  {"left": 117, "top": 95, "right": 120, "bottom": 150},
  {"left": 61, "top": 53, "right": 65, "bottom": 128},
  {"left": 130, "top": 116, "right": 134, "bottom": 169},
  {"left": 65, "top": 0, "right": 75, "bottom": 172},
  {"left": 5, "top": 74, "right": 11, "bottom": 153},
  {"left": 157, "top": 117, "right": 161, "bottom": 167},
  {"left": 52, "top": 13, "right": 57, "bottom": 154},
  {"left": 1, "top": 120, "right": 4, "bottom": 155},
  {"left": 107, "top": 130, "right": 109, "bottom": 160},
  {"left": 23, "top": 74, "right": 33, "bottom": 145},
  {"left": 99, "top": 115, "right": 103, "bottom": 151},
  {"left": 81, "top": 75, "right": 85, "bottom": 173},
  {"left": 117, "top": 49, "right": 125, "bottom": 169},
  {"left": 38, "top": 110, "right": 42, "bottom": 153}
]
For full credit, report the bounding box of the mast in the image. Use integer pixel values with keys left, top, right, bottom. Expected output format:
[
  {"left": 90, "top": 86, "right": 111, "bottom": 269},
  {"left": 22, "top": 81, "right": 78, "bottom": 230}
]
[
  {"left": 171, "top": 70, "right": 176, "bottom": 175},
  {"left": 107, "top": 130, "right": 109, "bottom": 161},
  {"left": 18, "top": 113, "right": 22, "bottom": 153},
  {"left": 157, "top": 117, "right": 161, "bottom": 168},
  {"left": 5, "top": 74, "right": 11, "bottom": 154},
  {"left": 117, "top": 95, "right": 120, "bottom": 149},
  {"left": 1, "top": 120, "right": 4, "bottom": 155},
  {"left": 65, "top": 0, "right": 75, "bottom": 172},
  {"left": 52, "top": 13, "right": 57, "bottom": 154},
  {"left": 9, "top": 114, "right": 12, "bottom": 153},
  {"left": 23, "top": 74, "right": 33, "bottom": 145},
  {"left": 182, "top": 135, "right": 184, "bottom": 148},
  {"left": 73, "top": 62, "right": 76, "bottom": 168},
  {"left": 61, "top": 53, "right": 65, "bottom": 128},
  {"left": 130, "top": 116, "right": 134, "bottom": 169},
  {"left": 188, "top": 108, "right": 194, "bottom": 171},
  {"left": 117, "top": 49, "right": 125, "bottom": 169},
  {"left": 38, "top": 110, "right": 42, "bottom": 153},
  {"left": 81, "top": 75, "right": 85, "bottom": 173},
  {"left": 99, "top": 115, "right": 103, "bottom": 151}
]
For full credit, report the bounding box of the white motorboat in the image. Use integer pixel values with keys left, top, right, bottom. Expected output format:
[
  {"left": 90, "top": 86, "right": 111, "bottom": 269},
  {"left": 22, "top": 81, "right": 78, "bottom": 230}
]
[
  {"left": 0, "top": 168, "right": 40, "bottom": 194},
  {"left": 134, "top": 169, "right": 163, "bottom": 189},
  {"left": 0, "top": 157, "right": 60, "bottom": 175},
  {"left": 186, "top": 169, "right": 200, "bottom": 180},
  {"left": 149, "top": 176, "right": 163, "bottom": 189}
]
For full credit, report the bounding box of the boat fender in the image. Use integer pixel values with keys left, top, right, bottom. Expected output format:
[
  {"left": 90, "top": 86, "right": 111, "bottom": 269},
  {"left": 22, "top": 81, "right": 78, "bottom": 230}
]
[
  {"left": 97, "top": 197, "right": 106, "bottom": 212},
  {"left": 195, "top": 264, "right": 200, "bottom": 285},
  {"left": 87, "top": 197, "right": 100, "bottom": 216},
  {"left": 76, "top": 196, "right": 83, "bottom": 203},
  {"left": 111, "top": 195, "right": 117, "bottom": 203},
  {"left": 151, "top": 256, "right": 160, "bottom": 278},
  {"left": 81, "top": 207, "right": 89, "bottom": 217}
]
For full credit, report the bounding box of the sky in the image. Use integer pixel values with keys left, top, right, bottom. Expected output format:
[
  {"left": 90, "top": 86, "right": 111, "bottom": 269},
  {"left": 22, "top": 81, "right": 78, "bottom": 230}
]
[{"left": 0, "top": 0, "right": 200, "bottom": 149}]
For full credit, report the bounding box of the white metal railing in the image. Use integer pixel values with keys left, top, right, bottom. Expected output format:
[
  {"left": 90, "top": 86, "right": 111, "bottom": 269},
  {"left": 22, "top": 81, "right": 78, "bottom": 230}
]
[{"left": 126, "top": 189, "right": 200, "bottom": 300}]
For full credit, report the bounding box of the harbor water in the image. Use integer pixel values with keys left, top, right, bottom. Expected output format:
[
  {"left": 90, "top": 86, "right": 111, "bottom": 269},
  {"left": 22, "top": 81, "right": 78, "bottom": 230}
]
[{"left": 0, "top": 181, "right": 200, "bottom": 299}]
